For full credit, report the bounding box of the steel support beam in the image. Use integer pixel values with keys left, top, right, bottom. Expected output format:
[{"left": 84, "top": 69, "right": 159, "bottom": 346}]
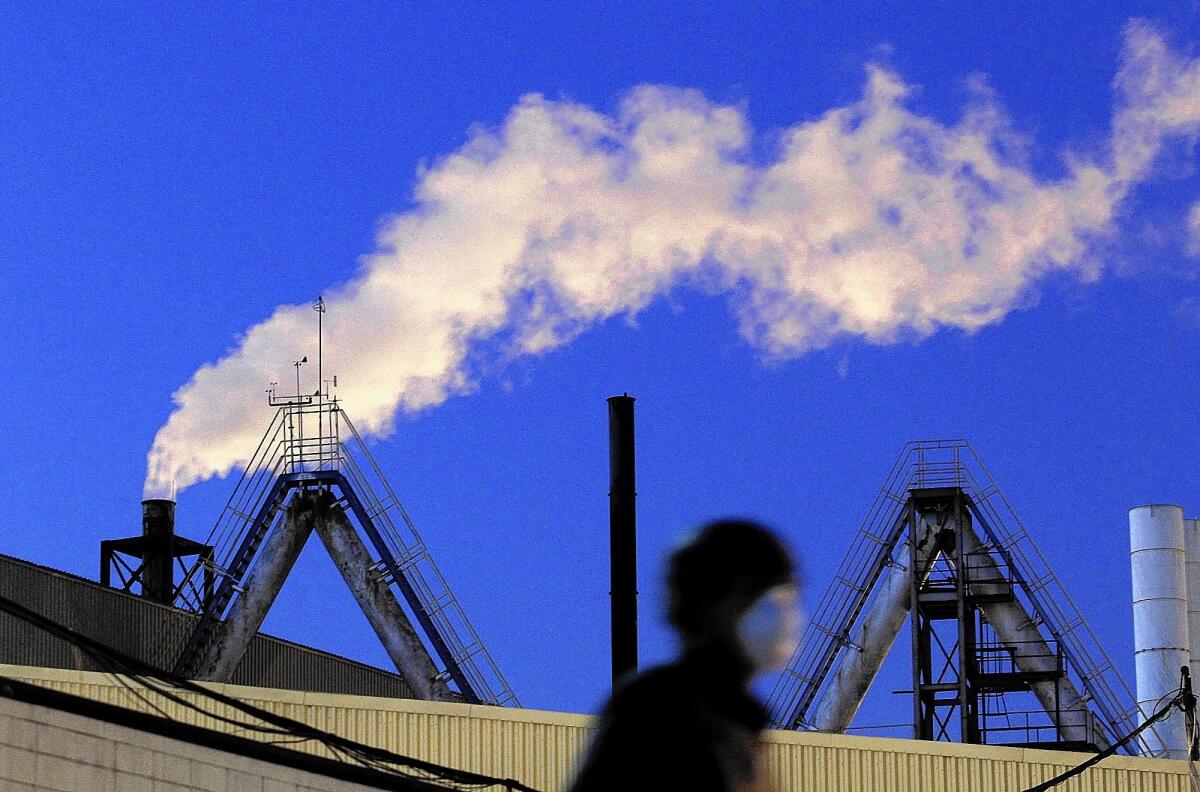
[
  {"left": 954, "top": 494, "right": 978, "bottom": 743},
  {"left": 315, "top": 497, "right": 453, "bottom": 702},
  {"left": 809, "top": 513, "right": 939, "bottom": 731},
  {"left": 961, "top": 524, "right": 1107, "bottom": 748},
  {"left": 192, "top": 493, "right": 318, "bottom": 681}
]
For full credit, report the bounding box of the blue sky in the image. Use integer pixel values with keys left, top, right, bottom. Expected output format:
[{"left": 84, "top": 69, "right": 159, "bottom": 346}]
[{"left": 3, "top": 2, "right": 1200, "bottom": 726}]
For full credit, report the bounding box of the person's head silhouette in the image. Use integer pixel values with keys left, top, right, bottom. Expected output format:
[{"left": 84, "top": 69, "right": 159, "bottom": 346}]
[
  {"left": 666, "top": 518, "right": 801, "bottom": 673},
  {"left": 568, "top": 518, "right": 802, "bottom": 792}
]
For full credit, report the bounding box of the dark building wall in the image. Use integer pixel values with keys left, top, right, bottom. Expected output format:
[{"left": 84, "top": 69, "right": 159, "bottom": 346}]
[{"left": 0, "top": 554, "right": 415, "bottom": 699}]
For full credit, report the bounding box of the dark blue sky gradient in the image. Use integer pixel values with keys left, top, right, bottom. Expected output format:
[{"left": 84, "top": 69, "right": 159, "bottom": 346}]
[{"left": 2, "top": 3, "right": 1199, "bottom": 720}]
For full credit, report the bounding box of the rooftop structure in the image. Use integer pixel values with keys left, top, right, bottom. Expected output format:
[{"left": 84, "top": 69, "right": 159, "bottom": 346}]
[
  {"left": 769, "top": 440, "right": 1145, "bottom": 755},
  {"left": 0, "top": 551, "right": 415, "bottom": 699}
]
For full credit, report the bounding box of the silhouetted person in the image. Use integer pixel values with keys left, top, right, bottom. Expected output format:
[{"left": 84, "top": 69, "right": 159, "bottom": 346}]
[{"left": 567, "top": 519, "right": 801, "bottom": 792}]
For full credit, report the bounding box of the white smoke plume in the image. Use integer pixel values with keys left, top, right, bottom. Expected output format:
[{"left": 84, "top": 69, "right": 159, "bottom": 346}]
[
  {"left": 146, "top": 21, "right": 1200, "bottom": 497},
  {"left": 1189, "top": 202, "right": 1200, "bottom": 255}
]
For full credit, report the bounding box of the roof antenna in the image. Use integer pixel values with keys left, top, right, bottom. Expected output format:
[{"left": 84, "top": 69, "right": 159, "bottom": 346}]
[
  {"left": 314, "top": 296, "right": 326, "bottom": 399},
  {"left": 292, "top": 356, "right": 307, "bottom": 400}
]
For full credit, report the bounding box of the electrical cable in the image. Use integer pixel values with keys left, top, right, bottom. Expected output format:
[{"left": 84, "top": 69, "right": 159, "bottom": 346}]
[
  {"left": 1021, "top": 683, "right": 1186, "bottom": 792},
  {"left": 1188, "top": 712, "right": 1200, "bottom": 792},
  {"left": 1183, "top": 668, "right": 1200, "bottom": 792},
  {"left": 66, "top": 640, "right": 509, "bottom": 789},
  {"left": 0, "top": 592, "right": 538, "bottom": 791}
]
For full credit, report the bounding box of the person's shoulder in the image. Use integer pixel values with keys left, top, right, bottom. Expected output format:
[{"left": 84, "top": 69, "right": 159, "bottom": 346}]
[
  {"left": 602, "top": 662, "right": 691, "bottom": 718},
  {"left": 567, "top": 662, "right": 723, "bottom": 792}
]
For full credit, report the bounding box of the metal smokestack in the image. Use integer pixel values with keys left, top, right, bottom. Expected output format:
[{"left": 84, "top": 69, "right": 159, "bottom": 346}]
[
  {"left": 1130, "top": 503, "right": 1190, "bottom": 759},
  {"left": 141, "top": 498, "right": 176, "bottom": 605},
  {"left": 608, "top": 394, "right": 637, "bottom": 686}
]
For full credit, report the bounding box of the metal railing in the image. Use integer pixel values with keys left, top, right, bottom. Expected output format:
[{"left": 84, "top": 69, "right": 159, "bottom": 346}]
[
  {"left": 336, "top": 411, "right": 519, "bottom": 707},
  {"left": 978, "top": 707, "right": 1096, "bottom": 746},
  {"left": 918, "top": 548, "right": 1016, "bottom": 597},
  {"left": 766, "top": 439, "right": 929, "bottom": 729},
  {"left": 975, "top": 639, "right": 1062, "bottom": 677}
]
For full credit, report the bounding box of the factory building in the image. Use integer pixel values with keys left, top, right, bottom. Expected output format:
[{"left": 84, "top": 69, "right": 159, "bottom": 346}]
[
  {"left": 0, "top": 664, "right": 1189, "bottom": 791},
  {"left": 0, "top": 394, "right": 1193, "bottom": 789}
]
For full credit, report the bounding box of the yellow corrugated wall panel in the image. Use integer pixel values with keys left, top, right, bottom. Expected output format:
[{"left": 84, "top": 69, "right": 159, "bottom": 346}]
[
  {"left": 1, "top": 665, "right": 1189, "bottom": 792},
  {"left": 757, "top": 729, "right": 1191, "bottom": 792}
]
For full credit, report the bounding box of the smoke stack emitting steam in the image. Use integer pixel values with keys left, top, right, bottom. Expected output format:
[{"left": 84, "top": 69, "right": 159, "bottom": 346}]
[{"left": 146, "top": 22, "right": 1200, "bottom": 498}]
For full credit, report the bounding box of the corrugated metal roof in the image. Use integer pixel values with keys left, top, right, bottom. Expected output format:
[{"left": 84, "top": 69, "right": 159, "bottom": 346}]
[
  {"left": 3, "top": 665, "right": 1190, "bottom": 792},
  {"left": 0, "top": 553, "right": 415, "bottom": 699}
]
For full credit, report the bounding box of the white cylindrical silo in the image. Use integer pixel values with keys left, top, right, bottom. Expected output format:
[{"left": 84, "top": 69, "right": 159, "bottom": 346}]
[
  {"left": 1130, "top": 504, "right": 1189, "bottom": 759},
  {"left": 1186, "top": 518, "right": 1200, "bottom": 694}
]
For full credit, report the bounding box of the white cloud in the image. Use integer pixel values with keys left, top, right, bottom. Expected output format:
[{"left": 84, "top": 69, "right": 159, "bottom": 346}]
[
  {"left": 145, "top": 21, "right": 1200, "bottom": 497},
  {"left": 1188, "top": 202, "right": 1200, "bottom": 255}
]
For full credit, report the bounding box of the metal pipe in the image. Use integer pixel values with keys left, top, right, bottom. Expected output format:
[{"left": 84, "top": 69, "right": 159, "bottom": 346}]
[
  {"left": 607, "top": 394, "right": 637, "bottom": 686},
  {"left": 1130, "top": 504, "right": 1190, "bottom": 759},
  {"left": 314, "top": 499, "right": 454, "bottom": 701},
  {"left": 141, "top": 499, "right": 175, "bottom": 605}
]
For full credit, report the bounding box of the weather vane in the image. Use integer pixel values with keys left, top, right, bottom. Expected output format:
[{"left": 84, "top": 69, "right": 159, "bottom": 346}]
[{"left": 266, "top": 296, "right": 335, "bottom": 406}]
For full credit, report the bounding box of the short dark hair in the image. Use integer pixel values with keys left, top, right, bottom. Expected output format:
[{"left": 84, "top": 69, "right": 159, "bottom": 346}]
[{"left": 666, "top": 519, "right": 796, "bottom": 642}]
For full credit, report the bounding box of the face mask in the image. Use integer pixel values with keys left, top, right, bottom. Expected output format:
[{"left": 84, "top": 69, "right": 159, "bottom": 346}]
[{"left": 736, "top": 584, "right": 802, "bottom": 672}]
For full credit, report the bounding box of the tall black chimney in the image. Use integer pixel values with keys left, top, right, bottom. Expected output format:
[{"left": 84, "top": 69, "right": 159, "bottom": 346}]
[
  {"left": 607, "top": 394, "right": 637, "bottom": 685},
  {"left": 141, "top": 499, "right": 176, "bottom": 604}
]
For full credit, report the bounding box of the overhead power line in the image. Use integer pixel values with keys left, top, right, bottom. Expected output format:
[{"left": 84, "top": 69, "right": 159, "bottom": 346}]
[
  {"left": 0, "top": 592, "right": 538, "bottom": 792},
  {"left": 1022, "top": 667, "right": 1199, "bottom": 792}
]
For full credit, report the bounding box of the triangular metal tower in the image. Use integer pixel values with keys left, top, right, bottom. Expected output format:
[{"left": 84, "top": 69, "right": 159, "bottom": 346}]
[
  {"left": 164, "top": 395, "right": 518, "bottom": 707},
  {"left": 767, "top": 440, "right": 1144, "bottom": 753}
]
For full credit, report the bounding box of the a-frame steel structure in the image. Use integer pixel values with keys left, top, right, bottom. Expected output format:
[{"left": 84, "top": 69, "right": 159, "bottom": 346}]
[
  {"left": 767, "top": 440, "right": 1147, "bottom": 754},
  {"left": 157, "top": 395, "right": 517, "bottom": 707}
]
